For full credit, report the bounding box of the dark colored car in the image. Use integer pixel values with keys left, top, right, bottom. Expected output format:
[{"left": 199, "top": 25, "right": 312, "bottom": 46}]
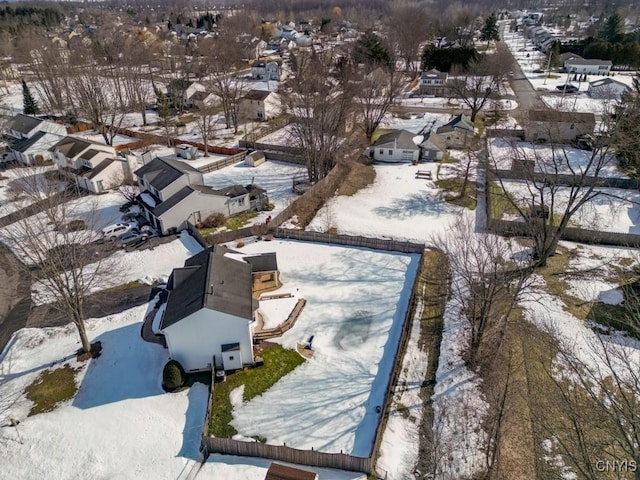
[{"left": 532, "top": 68, "right": 544, "bottom": 74}]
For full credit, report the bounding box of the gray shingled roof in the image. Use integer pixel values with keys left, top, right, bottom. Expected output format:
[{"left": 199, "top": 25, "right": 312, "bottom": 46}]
[
  {"left": 7, "top": 114, "right": 42, "bottom": 136},
  {"left": 152, "top": 186, "right": 195, "bottom": 217},
  {"left": 134, "top": 156, "right": 201, "bottom": 191},
  {"left": 211, "top": 185, "right": 249, "bottom": 198},
  {"left": 243, "top": 252, "right": 278, "bottom": 272},
  {"left": 10, "top": 131, "right": 47, "bottom": 153},
  {"left": 83, "top": 158, "right": 115, "bottom": 180},
  {"left": 80, "top": 148, "right": 102, "bottom": 161},
  {"left": 529, "top": 109, "right": 595, "bottom": 123},
  {"left": 565, "top": 58, "right": 612, "bottom": 66},
  {"left": 50, "top": 136, "right": 92, "bottom": 158},
  {"left": 373, "top": 129, "right": 419, "bottom": 150},
  {"left": 160, "top": 249, "right": 256, "bottom": 329},
  {"left": 436, "top": 114, "right": 474, "bottom": 134},
  {"left": 243, "top": 90, "right": 272, "bottom": 101}
]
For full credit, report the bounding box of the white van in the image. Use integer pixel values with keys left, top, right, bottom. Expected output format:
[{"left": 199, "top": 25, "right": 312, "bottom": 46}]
[{"left": 101, "top": 222, "right": 137, "bottom": 240}]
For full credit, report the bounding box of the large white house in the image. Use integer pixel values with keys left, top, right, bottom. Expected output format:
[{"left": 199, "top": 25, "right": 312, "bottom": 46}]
[
  {"left": 159, "top": 246, "right": 278, "bottom": 372},
  {"left": 564, "top": 58, "right": 612, "bottom": 75}
]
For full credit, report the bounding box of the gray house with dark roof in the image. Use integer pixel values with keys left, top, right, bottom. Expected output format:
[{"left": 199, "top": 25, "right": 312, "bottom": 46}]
[
  {"left": 436, "top": 114, "right": 475, "bottom": 148},
  {"left": 4, "top": 114, "right": 66, "bottom": 141},
  {"left": 135, "top": 157, "right": 269, "bottom": 234},
  {"left": 159, "top": 246, "right": 278, "bottom": 372}
]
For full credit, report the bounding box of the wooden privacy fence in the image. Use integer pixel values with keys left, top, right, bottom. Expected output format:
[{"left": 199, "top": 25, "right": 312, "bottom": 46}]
[
  {"left": 270, "top": 228, "right": 426, "bottom": 254},
  {"left": 488, "top": 168, "right": 640, "bottom": 190},
  {"left": 202, "top": 437, "right": 372, "bottom": 474},
  {"left": 196, "top": 151, "right": 248, "bottom": 173},
  {"left": 242, "top": 116, "right": 292, "bottom": 144}
]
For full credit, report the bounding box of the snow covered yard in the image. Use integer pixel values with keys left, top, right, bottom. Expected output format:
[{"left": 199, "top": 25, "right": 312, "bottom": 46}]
[
  {"left": 199, "top": 454, "right": 367, "bottom": 479},
  {"left": 379, "top": 111, "right": 452, "bottom": 134},
  {"left": 0, "top": 304, "right": 209, "bottom": 479},
  {"left": 487, "top": 137, "right": 625, "bottom": 178},
  {"left": 0, "top": 165, "right": 63, "bottom": 217},
  {"left": 30, "top": 231, "right": 204, "bottom": 305},
  {"left": 500, "top": 181, "right": 640, "bottom": 233},
  {"left": 0, "top": 191, "right": 126, "bottom": 265},
  {"left": 308, "top": 163, "right": 465, "bottom": 243},
  {"left": 224, "top": 239, "right": 419, "bottom": 457},
  {"left": 203, "top": 159, "right": 305, "bottom": 226}
]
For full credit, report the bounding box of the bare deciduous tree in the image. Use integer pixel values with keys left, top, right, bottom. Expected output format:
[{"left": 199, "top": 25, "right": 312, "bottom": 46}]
[
  {"left": 284, "top": 50, "right": 356, "bottom": 183},
  {"left": 488, "top": 132, "right": 616, "bottom": 267},
  {"left": 386, "top": 4, "right": 431, "bottom": 72},
  {"left": 356, "top": 66, "right": 403, "bottom": 139},
  {"left": 0, "top": 171, "right": 117, "bottom": 354},
  {"left": 194, "top": 104, "right": 219, "bottom": 157},
  {"left": 433, "top": 216, "right": 533, "bottom": 366},
  {"left": 447, "top": 50, "right": 513, "bottom": 122}
]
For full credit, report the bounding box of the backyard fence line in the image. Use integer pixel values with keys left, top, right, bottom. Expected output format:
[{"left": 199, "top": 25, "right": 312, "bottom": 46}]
[
  {"left": 242, "top": 116, "right": 292, "bottom": 144},
  {"left": 202, "top": 437, "right": 372, "bottom": 474},
  {"left": 488, "top": 168, "right": 640, "bottom": 190},
  {"left": 185, "top": 222, "right": 208, "bottom": 250}
]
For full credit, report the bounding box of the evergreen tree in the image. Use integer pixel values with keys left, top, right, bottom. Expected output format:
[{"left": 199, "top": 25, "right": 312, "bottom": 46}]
[
  {"left": 353, "top": 31, "right": 393, "bottom": 69},
  {"left": 22, "top": 79, "right": 38, "bottom": 115},
  {"left": 601, "top": 13, "right": 625, "bottom": 43},
  {"left": 480, "top": 14, "right": 500, "bottom": 44}
]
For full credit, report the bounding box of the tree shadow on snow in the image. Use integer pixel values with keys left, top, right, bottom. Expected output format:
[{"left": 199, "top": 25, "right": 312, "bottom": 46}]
[
  {"left": 373, "top": 192, "right": 451, "bottom": 219},
  {"left": 350, "top": 254, "right": 420, "bottom": 457},
  {"left": 72, "top": 322, "right": 167, "bottom": 409}
]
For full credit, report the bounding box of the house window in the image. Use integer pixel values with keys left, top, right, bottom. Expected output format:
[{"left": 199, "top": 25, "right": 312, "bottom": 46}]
[
  {"left": 96, "top": 180, "right": 104, "bottom": 192},
  {"left": 388, "top": 150, "right": 393, "bottom": 155},
  {"left": 228, "top": 356, "right": 234, "bottom": 361},
  {"left": 379, "top": 149, "right": 384, "bottom": 155}
]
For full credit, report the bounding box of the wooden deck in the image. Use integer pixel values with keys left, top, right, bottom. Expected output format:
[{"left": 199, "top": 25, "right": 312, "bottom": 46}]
[{"left": 253, "top": 298, "right": 307, "bottom": 341}]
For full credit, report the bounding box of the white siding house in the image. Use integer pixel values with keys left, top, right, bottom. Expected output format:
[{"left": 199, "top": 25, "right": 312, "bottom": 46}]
[
  {"left": 564, "top": 58, "right": 612, "bottom": 75},
  {"left": 159, "top": 247, "right": 266, "bottom": 372},
  {"left": 370, "top": 129, "right": 420, "bottom": 163},
  {"left": 10, "top": 131, "right": 64, "bottom": 165}
]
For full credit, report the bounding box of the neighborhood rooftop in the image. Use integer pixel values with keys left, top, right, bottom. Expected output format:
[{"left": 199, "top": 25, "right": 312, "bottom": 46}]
[
  {"left": 134, "top": 156, "right": 201, "bottom": 191},
  {"left": 528, "top": 109, "right": 596, "bottom": 123},
  {"left": 6, "top": 114, "right": 44, "bottom": 135}
]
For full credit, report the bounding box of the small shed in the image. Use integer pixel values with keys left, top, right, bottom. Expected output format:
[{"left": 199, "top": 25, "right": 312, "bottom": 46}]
[
  {"left": 175, "top": 144, "right": 198, "bottom": 160},
  {"left": 221, "top": 342, "right": 243, "bottom": 371},
  {"left": 265, "top": 463, "right": 318, "bottom": 480},
  {"left": 245, "top": 150, "right": 266, "bottom": 167}
]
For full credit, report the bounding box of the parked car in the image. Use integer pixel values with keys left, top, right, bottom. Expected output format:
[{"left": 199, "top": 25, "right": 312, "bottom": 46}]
[
  {"left": 532, "top": 68, "right": 545, "bottom": 74},
  {"left": 117, "top": 231, "right": 147, "bottom": 248},
  {"left": 556, "top": 84, "right": 579, "bottom": 93},
  {"left": 101, "top": 222, "right": 138, "bottom": 241}
]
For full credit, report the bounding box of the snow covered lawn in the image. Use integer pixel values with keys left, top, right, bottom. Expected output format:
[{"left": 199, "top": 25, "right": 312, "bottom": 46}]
[
  {"left": 226, "top": 239, "right": 419, "bottom": 457},
  {"left": 0, "top": 192, "right": 126, "bottom": 265},
  {"left": 379, "top": 112, "right": 452, "bottom": 134},
  {"left": 488, "top": 138, "right": 625, "bottom": 178},
  {"left": 500, "top": 181, "right": 640, "bottom": 233},
  {"left": 308, "top": 163, "right": 464, "bottom": 243},
  {"left": 0, "top": 165, "right": 63, "bottom": 217},
  {"left": 203, "top": 159, "right": 305, "bottom": 226},
  {"left": 30, "top": 231, "right": 204, "bottom": 305},
  {"left": 0, "top": 304, "right": 209, "bottom": 479}
]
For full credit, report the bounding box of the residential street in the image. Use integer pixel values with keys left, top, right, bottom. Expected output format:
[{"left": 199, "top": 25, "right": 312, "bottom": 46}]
[{"left": 497, "top": 41, "right": 544, "bottom": 119}]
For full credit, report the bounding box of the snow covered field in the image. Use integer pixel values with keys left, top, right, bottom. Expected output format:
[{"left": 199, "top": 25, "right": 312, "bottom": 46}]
[
  {"left": 0, "top": 192, "right": 126, "bottom": 265},
  {"left": 31, "top": 231, "right": 204, "bottom": 305},
  {"left": 0, "top": 165, "right": 63, "bottom": 217},
  {"left": 500, "top": 181, "right": 640, "bottom": 233},
  {"left": 227, "top": 239, "right": 419, "bottom": 456},
  {"left": 308, "top": 163, "right": 464, "bottom": 243},
  {"left": 379, "top": 112, "right": 452, "bottom": 134},
  {"left": 488, "top": 138, "right": 625, "bottom": 178},
  {"left": 0, "top": 304, "right": 210, "bottom": 479},
  {"left": 203, "top": 159, "right": 305, "bottom": 226}
]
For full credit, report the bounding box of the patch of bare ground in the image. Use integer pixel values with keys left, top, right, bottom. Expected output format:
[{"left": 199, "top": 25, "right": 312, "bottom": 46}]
[{"left": 415, "top": 248, "right": 450, "bottom": 475}]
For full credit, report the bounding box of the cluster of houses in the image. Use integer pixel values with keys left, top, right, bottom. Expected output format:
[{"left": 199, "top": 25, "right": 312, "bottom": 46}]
[
  {"left": 369, "top": 113, "right": 475, "bottom": 163},
  {"left": 2, "top": 113, "right": 271, "bottom": 235}
]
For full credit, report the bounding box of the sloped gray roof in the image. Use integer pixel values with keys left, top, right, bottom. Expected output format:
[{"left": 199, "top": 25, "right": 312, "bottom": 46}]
[
  {"left": 565, "top": 58, "right": 612, "bottom": 66},
  {"left": 211, "top": 185, "right": 249, "bottom": 198},
  {"left": 242, "top": 252, "right": 278, "bottom": 272},
  {"left": 134, "top": 156, "right": 201, "bottom": 191},
  {"left": 373, "top": 129, "right": 419, "bottom": 150},
  {"left": 50, "top": 136, "right": 92, "bottom": 158},
  {"left": 160, "top": 249, "right": 256, "bottom": 329},
  {"left": 10, "top": 131, "right": 47, "bottom": 153},
  {"left": 436, "top": 114, "right": 474, "bottom": 134},
  {"left": 529, "top": 109, "right": 595, "bottom": 123},
  {"left": 243, "top": 90, "right": 272, "bottom": 101},
  {"left": 80, "top": 148, "right": 102, "bottom": 161},
  {"left": 7, "top": 114, "right": 42, "bottom": 135},
  {"left": 419, "top": 131, "right": 447, "bottom": 151},
  {"left": 152, "top": 186, "right": 195, "bottom": 217},
  {"left": 83, "top": 158, "right": 116, "bottom": 180}
]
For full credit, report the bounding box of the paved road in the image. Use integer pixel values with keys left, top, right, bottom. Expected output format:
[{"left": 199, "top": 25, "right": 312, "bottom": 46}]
[{"left": 497, "top": 41, "right": 545, "bottom": 120}]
